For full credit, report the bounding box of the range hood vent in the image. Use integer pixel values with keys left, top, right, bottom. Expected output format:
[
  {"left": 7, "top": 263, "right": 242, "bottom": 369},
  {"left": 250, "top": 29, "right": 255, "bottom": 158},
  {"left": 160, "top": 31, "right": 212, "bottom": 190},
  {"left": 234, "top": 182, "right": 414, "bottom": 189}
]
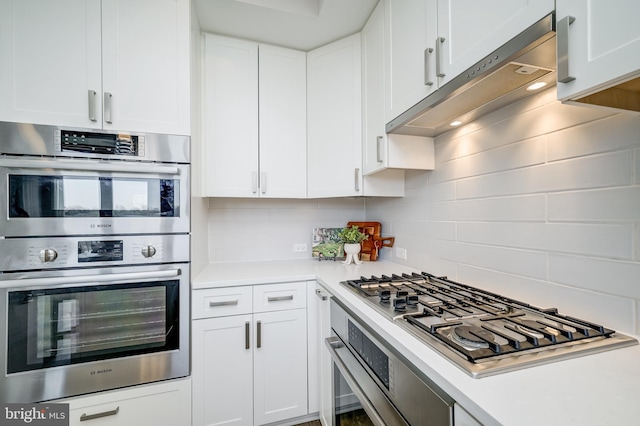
[{"left": 386, "top": 14, "right": 556, "bottom": 137}]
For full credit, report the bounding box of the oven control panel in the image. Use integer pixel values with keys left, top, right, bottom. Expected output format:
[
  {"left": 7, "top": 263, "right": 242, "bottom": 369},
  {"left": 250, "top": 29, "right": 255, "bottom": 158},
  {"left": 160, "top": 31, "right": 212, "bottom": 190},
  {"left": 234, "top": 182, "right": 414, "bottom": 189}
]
[{"left": 0, "top": 235, "right": 188, "bottom": 272}]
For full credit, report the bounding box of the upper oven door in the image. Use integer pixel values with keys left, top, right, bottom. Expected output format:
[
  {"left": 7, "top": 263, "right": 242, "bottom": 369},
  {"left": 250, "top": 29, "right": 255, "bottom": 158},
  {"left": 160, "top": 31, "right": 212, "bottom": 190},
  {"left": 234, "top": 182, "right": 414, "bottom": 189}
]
[{"left": 0, "top": 156, "right": 189, "bottom": 237}]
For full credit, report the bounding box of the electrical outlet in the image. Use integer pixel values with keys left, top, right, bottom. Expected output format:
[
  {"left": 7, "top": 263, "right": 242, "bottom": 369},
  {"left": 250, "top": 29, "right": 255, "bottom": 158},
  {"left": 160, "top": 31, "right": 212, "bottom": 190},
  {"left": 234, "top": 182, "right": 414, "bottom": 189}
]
[
  {"left": 395, "top": 247, "right": 407, "bottom": 260},
  {"left": 293, "top": 243, "right": 308, "bottom": 253}
]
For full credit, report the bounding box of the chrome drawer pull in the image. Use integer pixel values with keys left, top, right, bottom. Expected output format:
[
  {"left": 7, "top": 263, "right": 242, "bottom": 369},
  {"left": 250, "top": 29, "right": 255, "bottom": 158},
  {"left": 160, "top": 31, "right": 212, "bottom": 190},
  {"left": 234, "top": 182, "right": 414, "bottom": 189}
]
[
  {"left": 267, "top": 295, "right": 294, "bottom": 302},
  {"left": 209, "top": 299, "right": 239, "bottom": 307},
  {"left": 80, "top": 407, "right": 119, "bottom": 422},
  {"left": 315, "top": 288, "right": 328, "bottom": 301}
]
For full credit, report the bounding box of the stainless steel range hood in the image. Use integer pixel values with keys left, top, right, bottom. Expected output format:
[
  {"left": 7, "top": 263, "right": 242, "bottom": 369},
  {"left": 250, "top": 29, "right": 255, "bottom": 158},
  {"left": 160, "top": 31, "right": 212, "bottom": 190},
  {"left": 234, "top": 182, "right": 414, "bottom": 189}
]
[{"left": 386, "top": 14, "right": 556, "bottom": 137}]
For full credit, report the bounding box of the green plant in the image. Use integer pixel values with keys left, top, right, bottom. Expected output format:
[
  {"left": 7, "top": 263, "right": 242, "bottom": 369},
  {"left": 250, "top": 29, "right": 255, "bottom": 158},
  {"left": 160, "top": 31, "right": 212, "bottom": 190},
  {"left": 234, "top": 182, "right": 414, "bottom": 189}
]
[{"left": 338, "top": 225, "right": 369, "bottom": 244}]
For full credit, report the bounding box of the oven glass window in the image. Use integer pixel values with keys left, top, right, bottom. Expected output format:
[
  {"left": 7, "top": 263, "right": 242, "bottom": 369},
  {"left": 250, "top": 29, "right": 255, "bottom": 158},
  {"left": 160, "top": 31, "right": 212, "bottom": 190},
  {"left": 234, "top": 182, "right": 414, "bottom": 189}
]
[
  {"left": 8, "top": 175, "right": 179, "bottom": 218},
  {"left": 333, "top": 366, "right": 375, "bottom": 426},
  {"left": 6, "top": 280, "right": 180, "bottom": 374}
]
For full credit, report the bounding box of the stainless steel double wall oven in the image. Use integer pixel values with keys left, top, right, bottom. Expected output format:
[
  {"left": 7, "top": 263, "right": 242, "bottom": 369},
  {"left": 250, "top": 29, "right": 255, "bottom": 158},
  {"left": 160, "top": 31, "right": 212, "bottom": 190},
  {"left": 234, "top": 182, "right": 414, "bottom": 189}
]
[{"left": 0, "top": 121, "right": 190, "bottom": 403}]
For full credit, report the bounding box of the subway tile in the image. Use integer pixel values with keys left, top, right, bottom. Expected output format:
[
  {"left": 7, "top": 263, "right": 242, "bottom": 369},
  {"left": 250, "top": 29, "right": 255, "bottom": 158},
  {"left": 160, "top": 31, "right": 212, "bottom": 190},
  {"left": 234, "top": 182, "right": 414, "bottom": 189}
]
[
  {"left": 549, "top": 254, "right": 640, "bottom": 299},
  {"left": 430, "top": 240, "right": 548, "bottom": 279},
  {"left": 548, "top": 187, "right": 640, "bottom": 222},
  {"left": 429, "top": 195, "right": 545, "bottom": 222},
  {"left": 456, "top": 151, "right": 632, "bottom": 199},
  {"left": 457, "top": 265, "right": 636, "bottom": 335},
  {"left": 548, "top": 113, "right": 640, "bottom": 161},
  {"left": 458, "top": 221, "right": 634, "bottom": 259},
  {"left": 208, "top": 207, "right": 270, "bottom": 222}
]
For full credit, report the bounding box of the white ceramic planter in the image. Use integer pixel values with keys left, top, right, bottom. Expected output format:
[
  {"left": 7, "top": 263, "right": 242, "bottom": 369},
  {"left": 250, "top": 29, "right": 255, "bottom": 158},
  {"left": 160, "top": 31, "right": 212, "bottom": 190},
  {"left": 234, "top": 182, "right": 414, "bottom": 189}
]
[{"left": 342, "top": 243, "right": 362, "bottom": 265}]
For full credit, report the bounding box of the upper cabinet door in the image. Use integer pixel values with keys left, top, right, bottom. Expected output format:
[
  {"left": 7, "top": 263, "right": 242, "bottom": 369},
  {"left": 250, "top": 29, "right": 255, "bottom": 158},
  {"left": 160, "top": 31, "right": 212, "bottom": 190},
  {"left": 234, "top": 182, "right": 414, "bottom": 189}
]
[
  {"left": 258, "top": 45, "right": 307, "bottom": 198},
  {"left": 0, "top": 0, "right": 103, "bottom": 129},
  {"left": 307, "top": 34, "right": 363, "bottom": 198},
  {"left": 101, "top": 0, "right": 190, "bottom": 135},
  {"left": 556, "top": 0, "right": 640, "bottom": 104},
  {"left": 436, "top": 0, "right": 554, "bottom": 86},
  {"left": 384, "top": 0, "right": 437, "bottom": 122},
  {"left": 201, "top": 34, "right": 259, "bottom": 197}
]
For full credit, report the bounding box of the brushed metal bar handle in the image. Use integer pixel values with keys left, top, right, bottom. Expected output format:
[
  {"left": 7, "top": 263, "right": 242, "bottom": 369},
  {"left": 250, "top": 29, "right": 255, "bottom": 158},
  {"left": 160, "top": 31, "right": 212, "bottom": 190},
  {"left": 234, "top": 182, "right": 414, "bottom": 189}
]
[
  {"left": 315, "top": 288, "right": 327, "bottom": 301},
  {"left": 0, "top": 158, "right": 180, "bottom": 175},
  {"left": 557, "top": 15, "right": 576, "bottom": 83},
  {"left": 0, "top": 269, "right": 180, "bottom": 289},
  {"left": 80, "top": 407, "right": 119, "bottom": 422},
  {"left": 354, "top": 168, "right": 360, "bottom": 192},
  {"left": 256, "top": 320, "right": 262, "bottom": 348},
  {"left": 104, "top": 92, "right": 113, "bottom": 124},
  {"left": 435, "top": 37, "right": 446, "bottom": 78},
  {"left": 251, "top": 171, "right": 258, "bottom": 193},
  {"left": 376, "top": 136, "right": 383, "bottom": 163},
  {"left": 267, "top": 295, "right": 294, "bottom": 302},
  {"left": 261, "top": 172, "right": 267, "bottom": 194},
  {"left": 87, "top": 90, "right": 98, "bottom": 122},
  {"left": 424, "top": 47, "right": 434, "bottom": 86},
  {"left": 209, "top": 299, "right": 238, "bottom": 307},
  {"left": 245, "top": 321, "right": 250, "bottom": 349}
]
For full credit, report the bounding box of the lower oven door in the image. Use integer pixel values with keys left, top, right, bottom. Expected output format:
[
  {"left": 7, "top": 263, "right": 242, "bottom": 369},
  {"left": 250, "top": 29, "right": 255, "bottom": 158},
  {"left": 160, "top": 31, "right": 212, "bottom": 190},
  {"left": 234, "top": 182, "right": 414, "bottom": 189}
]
[
  {"left": 0, "top": 263, "right": 190, "bottom": 403},
  {"left": 326, "top": 336, "right": 408, "bottom": 426}
]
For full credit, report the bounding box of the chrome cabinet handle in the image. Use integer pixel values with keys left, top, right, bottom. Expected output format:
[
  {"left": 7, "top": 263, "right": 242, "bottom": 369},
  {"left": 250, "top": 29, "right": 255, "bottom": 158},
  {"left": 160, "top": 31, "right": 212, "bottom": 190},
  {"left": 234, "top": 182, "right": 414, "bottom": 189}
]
[
  {"left": 376, "top": 136, "right": 383, "bottom": 163},
  {"left": 209, "top": 299, "right": 239, "bottom": 307},
  {"left": 315, "top": 288, "right": 327, "bottom": 301},
  {"left": 557, "top": 15, "right": 576, "bottom": 83},
  {"left": 354, "top": 168, "right": 360, "bottom": 192},
  {"left": 424, "top": 47, "right": 434, "bottom": 86},
  {"left": 256, "top": 320, "right": 262, "bottom": 348},
  {"left": 435, "top": 37, "right": 446, "bottom": 78},
  {"left": 104, "top": 92, "right": 113, "bottom": 124},
  {"left": 267, "top": 295, "right": 294, "bottom": 302},
  {"left": 87, "top": 90, "right": 97, "bottom": 122},
  {"left": 245, "top": 321, "right": 250, "bottom": 349},
  {"left": 252, "top": 171, "right": 258, "bottom": 193},
  {"left": 260, "top": 172, "right": 267, "bottom": 194},
  {"left": 80, "top": 407, "right": 119, "bottom": 422}
]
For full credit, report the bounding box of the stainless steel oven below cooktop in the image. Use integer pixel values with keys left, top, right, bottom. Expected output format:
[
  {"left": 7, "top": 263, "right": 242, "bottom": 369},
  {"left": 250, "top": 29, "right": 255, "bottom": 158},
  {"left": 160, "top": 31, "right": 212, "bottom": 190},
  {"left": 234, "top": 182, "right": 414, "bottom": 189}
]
[{"left": 341, "top": 272, "right": 638, "bottom": 378}]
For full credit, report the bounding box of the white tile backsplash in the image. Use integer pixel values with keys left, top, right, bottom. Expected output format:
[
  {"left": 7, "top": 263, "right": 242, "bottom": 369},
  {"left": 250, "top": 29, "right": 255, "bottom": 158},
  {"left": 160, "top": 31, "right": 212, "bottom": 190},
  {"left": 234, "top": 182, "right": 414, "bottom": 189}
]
[{"left": 369, "top": 89, "right": 640, "bottom": 335}]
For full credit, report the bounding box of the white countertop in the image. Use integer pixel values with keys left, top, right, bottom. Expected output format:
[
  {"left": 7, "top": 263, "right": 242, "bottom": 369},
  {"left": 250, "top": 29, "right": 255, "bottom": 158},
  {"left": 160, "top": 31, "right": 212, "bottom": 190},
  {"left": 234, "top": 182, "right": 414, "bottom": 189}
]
[{"left": 193, "top": 259, "right": 640, "bottom": 426}]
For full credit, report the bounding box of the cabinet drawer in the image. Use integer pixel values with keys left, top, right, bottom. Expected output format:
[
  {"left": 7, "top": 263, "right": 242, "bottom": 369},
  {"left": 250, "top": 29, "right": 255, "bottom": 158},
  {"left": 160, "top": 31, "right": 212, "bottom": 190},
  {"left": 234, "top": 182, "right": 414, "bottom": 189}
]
[
  {"left": 253, "top": 281, "right": 307, "bottom": 312},
  {"left": 192, "top": 286, "right": 252, "bottom": 319}
]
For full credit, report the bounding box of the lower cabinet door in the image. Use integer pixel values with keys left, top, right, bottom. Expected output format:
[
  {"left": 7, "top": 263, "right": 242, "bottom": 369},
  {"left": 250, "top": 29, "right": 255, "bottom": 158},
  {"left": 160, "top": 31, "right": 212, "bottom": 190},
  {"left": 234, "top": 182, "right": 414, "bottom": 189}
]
[
  {"left": 192, "top": 315, "right": 254, "bottom": 426},
  {"left": 253, "top": 309, "right": 308, "bottom": 426},
  {"left": 65, "top": 378, "right": 191, "bottom": 426}
]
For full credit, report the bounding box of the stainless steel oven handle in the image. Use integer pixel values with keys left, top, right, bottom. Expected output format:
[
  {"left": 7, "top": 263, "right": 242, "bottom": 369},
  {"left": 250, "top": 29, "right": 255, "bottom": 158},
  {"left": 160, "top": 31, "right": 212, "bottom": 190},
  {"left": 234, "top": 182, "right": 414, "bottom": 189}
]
[
  {"left": 325, "top": 336, "right": 408, "bottom": 426},
  {"left": 0, "top": 158, "right": 180, "bottom": 175},
  {"left": 0, "top": 269, "right": 181, "bottom": 289}
]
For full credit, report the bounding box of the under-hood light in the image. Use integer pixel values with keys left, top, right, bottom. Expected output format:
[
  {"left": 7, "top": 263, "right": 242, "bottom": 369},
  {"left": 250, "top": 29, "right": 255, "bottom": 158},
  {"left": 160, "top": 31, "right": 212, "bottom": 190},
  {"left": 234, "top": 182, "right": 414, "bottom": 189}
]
[
  {"left": 450, "top": 120, "right": 463, "bottom": 127},
  {"left": 526, "top": 81, "right": 548, "bottom": 91}
]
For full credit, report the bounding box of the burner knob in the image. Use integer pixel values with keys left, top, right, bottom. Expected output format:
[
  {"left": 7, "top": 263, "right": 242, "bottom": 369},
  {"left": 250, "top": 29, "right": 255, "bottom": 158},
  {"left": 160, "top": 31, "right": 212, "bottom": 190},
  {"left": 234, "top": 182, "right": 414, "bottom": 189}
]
[
  {"left": 379, "top": 290, "right": 391, "bottom": 303},
  {"left": 393, "top": 297, "right": 407, "bottom": 312}
]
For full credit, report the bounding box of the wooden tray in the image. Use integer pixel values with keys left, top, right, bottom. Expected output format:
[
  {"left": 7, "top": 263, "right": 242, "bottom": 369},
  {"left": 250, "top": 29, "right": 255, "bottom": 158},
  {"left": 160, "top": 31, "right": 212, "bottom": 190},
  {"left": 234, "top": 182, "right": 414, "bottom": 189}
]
[{"left": 346, "top": 221, "right": 394, "bottom": 261}]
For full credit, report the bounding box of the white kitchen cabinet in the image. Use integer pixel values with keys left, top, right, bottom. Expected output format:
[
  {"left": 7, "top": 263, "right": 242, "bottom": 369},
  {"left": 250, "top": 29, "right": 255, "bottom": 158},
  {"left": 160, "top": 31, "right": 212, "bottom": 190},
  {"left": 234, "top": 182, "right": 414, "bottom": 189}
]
[
  {"left": 363, "top": 1, "right": 435, "bottom": 177},
  {"left": 384, "top": 0, "right": 438, "bottom": 122},
  {"left": 192, "top": 282, "right": 309, "bottom": 426},
  {"left": 56, "top": 378, "right": 191, "bottom": 426},
  {"left": 308, "top": 33, "right": 404, "bottom": 197},
  {"left": 383, "top": 0, "right": 553, "bottom": 122},
  {"left": 556, "top": 0, "right": 640, "bottom": 111},
  {"left": 0, "top": 0, "right": 190, "bottom": 135},
  {"left": 200, "top": 34, "right": 306, "bottom": 198}
]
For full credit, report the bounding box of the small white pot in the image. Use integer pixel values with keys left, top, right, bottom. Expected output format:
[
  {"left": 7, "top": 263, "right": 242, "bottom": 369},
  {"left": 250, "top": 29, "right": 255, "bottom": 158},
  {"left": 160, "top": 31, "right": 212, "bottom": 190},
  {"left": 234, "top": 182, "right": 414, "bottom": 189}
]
[{"left": 342, "top": 243, "right": 362, "bottom": 265}]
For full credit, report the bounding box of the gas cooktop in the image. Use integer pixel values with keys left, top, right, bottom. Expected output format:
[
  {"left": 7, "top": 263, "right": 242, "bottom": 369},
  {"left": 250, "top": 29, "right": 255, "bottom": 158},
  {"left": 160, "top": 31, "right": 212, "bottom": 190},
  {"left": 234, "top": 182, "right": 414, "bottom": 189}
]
[{"left": 342, "top": 272, "right": 638, "bottom": 378}]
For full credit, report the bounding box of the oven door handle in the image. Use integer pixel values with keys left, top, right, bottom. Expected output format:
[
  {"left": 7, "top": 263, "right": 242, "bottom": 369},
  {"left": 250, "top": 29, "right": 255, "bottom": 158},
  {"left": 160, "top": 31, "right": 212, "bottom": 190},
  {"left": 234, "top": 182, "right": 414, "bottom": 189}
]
[
  {"left": 0, "top": 268, "right": 181, "bottom": 289},
  {"left": 325, "top": 336, "right": 408, "bottom": 426},
  {"left": 0, "top": 158, "right": 180, "bottom": 175}
]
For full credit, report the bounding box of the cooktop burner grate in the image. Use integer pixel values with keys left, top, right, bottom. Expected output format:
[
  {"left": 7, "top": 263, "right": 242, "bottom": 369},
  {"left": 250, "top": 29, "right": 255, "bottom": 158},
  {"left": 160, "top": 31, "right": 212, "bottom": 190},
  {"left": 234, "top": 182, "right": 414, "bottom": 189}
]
[{"left": 342, "top": 272, "right": 638, "bottom": 377}]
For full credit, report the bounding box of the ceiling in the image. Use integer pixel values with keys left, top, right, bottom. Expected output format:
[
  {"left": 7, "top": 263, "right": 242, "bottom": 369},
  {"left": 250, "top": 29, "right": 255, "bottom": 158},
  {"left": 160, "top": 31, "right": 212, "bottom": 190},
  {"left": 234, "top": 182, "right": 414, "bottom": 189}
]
[{"left": 193, "top": 0, "right": 379, "bottom": 51}]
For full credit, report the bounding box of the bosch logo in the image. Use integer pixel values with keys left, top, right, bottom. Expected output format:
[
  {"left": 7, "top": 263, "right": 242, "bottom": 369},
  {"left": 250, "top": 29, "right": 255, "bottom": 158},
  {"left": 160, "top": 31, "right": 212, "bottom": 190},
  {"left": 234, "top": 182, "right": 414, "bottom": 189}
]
[{"left": 90, "top": 224, "right": 112, "bottom": 228}]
